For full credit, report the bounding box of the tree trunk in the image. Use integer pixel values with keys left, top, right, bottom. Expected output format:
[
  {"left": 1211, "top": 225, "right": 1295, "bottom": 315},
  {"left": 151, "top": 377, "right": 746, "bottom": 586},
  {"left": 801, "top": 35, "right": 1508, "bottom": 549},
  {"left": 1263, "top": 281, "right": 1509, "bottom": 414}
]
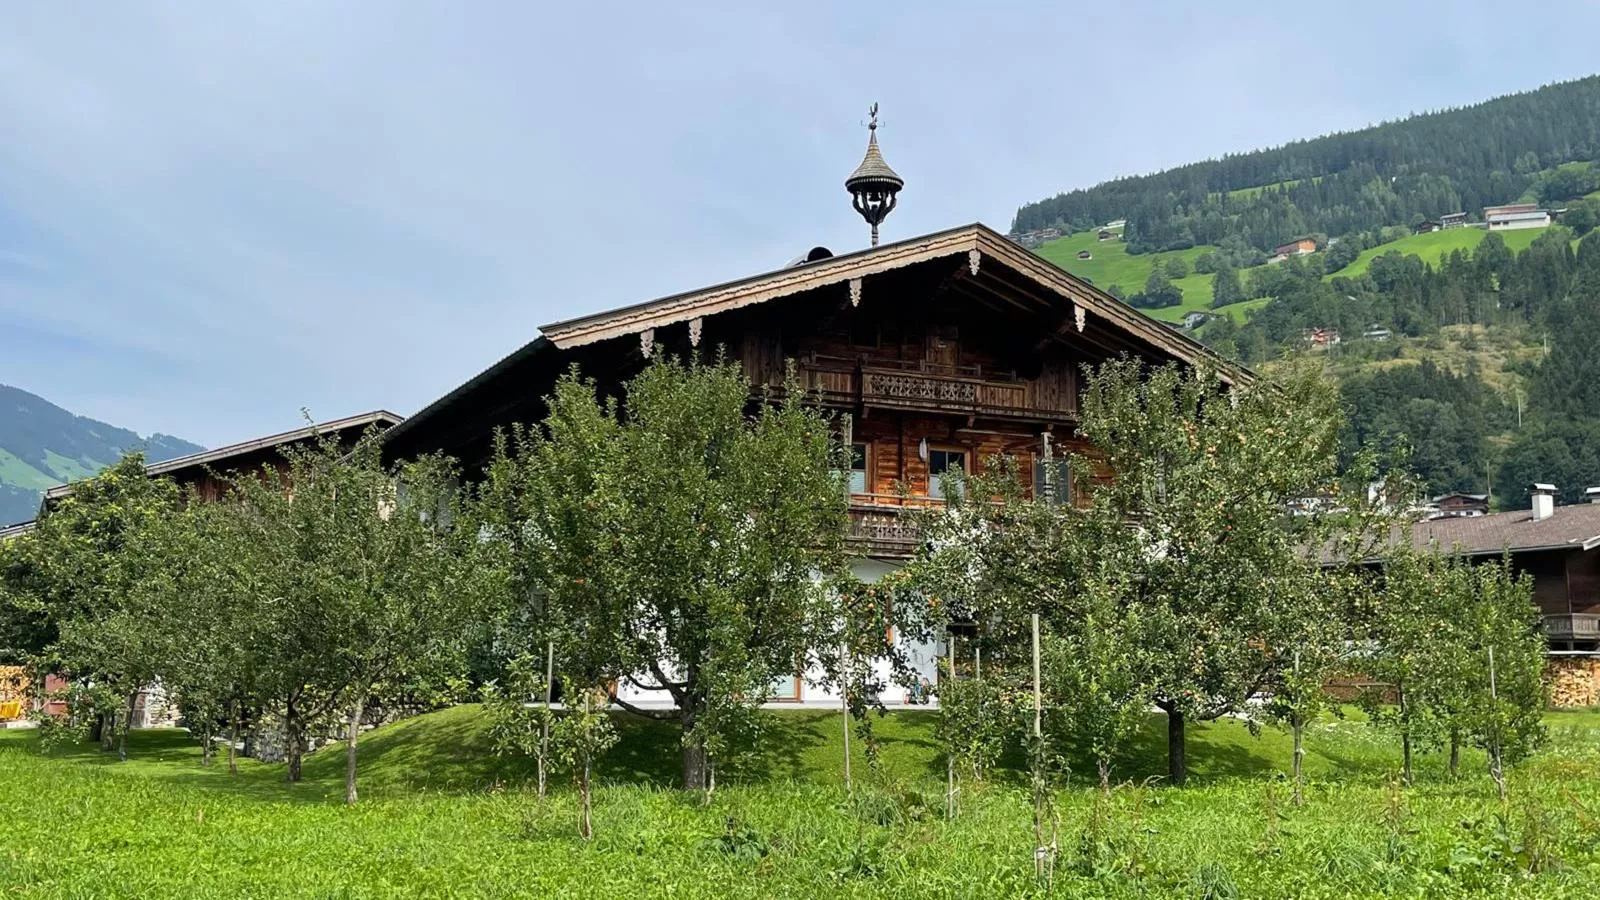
[
  {"left": 201, "top": 729, "right": 214, "bottom": 766},
  {"left": 1449, "top": 733, "right": 1460, "bottom": 778},
  {"left": 682, "top": 735, "right": 708, "bottom": 791},
  {"left": 1291, "top": 714, "right": 1304, "bottom": 806},
  {"left": 1097, "top": 757, "right": 1111, "bottom": 795},
  {"left": 344, "top": 697, "right": 364, "bottom": 805},
  {"left": 1166, "top": 707, "right": 1186, "bottom": 786},
  {"left": 227, "top": 702, "right": 239, "bottom": 776},
  {"left": 119, "top": 692, "right": 136, "bottom": 762},
  {"left": 284, "top": 697, "right": 304, "bottom": 783}
]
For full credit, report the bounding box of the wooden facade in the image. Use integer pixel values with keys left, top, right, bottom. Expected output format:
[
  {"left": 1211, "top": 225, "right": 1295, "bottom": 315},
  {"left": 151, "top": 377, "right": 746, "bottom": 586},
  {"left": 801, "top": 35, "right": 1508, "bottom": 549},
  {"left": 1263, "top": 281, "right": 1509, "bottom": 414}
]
[{"left": 383, "top": 224, "right": 1239, "bottom": 562}]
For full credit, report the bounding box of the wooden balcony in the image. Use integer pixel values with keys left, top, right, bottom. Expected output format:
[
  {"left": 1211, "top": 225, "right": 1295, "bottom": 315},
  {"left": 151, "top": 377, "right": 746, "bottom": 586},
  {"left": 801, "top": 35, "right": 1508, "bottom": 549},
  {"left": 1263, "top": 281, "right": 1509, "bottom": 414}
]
[
  {"left": 1544, "top": 613, "right": 1600, "bottom": 642},
  {"left": 847, "top": 496, "right": 934, "bottom": 558},
  {"left": 795, "top": 354, "right": 1075, "bottom": 421}
]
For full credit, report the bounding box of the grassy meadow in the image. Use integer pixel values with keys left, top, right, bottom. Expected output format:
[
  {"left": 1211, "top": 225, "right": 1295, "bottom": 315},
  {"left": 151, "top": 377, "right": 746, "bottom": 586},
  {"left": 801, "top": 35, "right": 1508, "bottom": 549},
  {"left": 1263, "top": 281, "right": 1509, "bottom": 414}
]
[
  {"left": 1326, "top": 226, "right": 1552, "bottom": 279},
  {"left": 3, "top": 705, "right": 1599, "bottom": 897},
  {"left": 1033, "top": 231, "right": 1227, "bottom": 324}
]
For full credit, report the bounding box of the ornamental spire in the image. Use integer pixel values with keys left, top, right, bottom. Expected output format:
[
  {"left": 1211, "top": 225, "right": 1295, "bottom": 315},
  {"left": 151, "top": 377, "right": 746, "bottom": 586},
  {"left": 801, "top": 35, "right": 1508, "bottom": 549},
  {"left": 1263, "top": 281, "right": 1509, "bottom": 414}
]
[{"left": 845, "top": 104, "right": 904, "bottom": 247}]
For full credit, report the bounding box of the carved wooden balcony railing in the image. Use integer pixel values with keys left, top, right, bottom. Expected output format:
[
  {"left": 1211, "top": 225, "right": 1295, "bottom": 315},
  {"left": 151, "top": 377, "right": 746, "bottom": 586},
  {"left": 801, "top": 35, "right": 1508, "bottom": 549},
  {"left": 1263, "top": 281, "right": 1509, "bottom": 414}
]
[
  {"left": 847, "top": 496, "right": 932, "bottom": 558},
  {"left": 1544, "top": 613, "right": 1600, "bottom": 642},
  {"left": 792, "top": 354, "right": 1076, "bottom": 420}
]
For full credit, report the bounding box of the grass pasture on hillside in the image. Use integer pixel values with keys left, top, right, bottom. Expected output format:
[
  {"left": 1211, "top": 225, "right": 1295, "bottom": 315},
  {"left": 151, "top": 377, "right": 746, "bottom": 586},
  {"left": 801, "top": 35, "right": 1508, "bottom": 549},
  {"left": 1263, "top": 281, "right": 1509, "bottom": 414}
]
[
  {"left": 1033, "top": 232, "right": 1243, "bottom": 324},
  {"left": 3, "top": 706, "right": 1599, "bottom": 897},
  {"left": 1327, "top": 227, "right": 1552, "bottom": 279}
]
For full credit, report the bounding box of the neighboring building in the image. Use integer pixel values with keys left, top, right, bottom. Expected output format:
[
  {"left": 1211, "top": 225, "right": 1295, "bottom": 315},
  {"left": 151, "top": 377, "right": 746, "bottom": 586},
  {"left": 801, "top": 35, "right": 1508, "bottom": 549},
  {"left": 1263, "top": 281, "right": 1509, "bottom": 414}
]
[
  {"left": 383, "top": 128, "right": 1244, "bottom": 711},
  {"left": 1429, "top": 491, "right": 1489, "bottom": 518},
  {"left": 1104, "top": 219, "right": 1126, "bottom": 230},
  {"left": 1273, "top": 237, "right": 1317, "bottom": 257},
  {"left": 1181, "top": 311, "right": 1211, "bottom": 329},
  {"left": 1440, "top": 212, "right": 1468, "bottom": 229},
  {"left": 12, "top": 411, "right": 401, "bottom": 726},
  {"left": 39, "top": 410, "right": 401, "bottom": 509},
  {"left": 1076, "top": 249, "right": 1092, "bottom": 259},
  {"left": 1362, "top": 325, "right": 1393, "bottom": 342},
  {"left": 1414, "top": 220, "right": 1442, "bottom": 234},
  {"left": 1402, "top": 484, "right": 1600, "bottom": 705},
  {"left": 1303, "top": 327, "right": 1341, "bottom": 348},
  {"left": 1006, "top": 226, "right": 1063, "bottom": 250},
  {"left": 1484, "top": 203, "right": 1552, "bottom": 230},
  {"left": 1097, "top": 229, "right": 1115, "bottom": 241}
]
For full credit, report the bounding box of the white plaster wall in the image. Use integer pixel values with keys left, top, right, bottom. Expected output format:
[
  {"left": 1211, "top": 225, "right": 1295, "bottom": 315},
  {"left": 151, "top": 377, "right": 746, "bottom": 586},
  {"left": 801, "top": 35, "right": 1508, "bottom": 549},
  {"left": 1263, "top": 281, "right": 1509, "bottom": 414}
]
[{"left": 611, "top": 557, "right": 941, "bottom": 711}]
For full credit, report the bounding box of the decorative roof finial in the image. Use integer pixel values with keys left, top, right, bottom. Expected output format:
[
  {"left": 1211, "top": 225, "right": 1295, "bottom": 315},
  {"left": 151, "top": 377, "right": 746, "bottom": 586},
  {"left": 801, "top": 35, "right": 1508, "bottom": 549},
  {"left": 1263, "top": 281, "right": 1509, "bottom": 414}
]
[{"left": 845, "top": 103, "right": 903, "bottom": 247}]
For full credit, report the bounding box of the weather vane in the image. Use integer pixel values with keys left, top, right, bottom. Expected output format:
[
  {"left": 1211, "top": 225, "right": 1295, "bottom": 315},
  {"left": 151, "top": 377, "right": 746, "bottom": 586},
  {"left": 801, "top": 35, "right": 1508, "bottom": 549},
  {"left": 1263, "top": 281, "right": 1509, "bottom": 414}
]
[{"left": 845, "top": 103, "right": 904, "bottom": 247}]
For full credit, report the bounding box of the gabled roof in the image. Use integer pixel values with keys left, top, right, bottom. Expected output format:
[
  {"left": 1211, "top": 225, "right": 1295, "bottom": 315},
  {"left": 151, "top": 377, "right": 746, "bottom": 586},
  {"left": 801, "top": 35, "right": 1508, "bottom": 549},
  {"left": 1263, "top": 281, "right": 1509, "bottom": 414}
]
[
  {"left": 538, "top": 223, "right": 1240, "bottom": 375},
  {"left": 43, "top": 410, "right": 402, "bottom": 503},
  {"left": 384, "top": 223, "right": 1251, "bottom": 459},
  {"left": 1408, "top": 502, "right": 1600, "bottom": 556}
]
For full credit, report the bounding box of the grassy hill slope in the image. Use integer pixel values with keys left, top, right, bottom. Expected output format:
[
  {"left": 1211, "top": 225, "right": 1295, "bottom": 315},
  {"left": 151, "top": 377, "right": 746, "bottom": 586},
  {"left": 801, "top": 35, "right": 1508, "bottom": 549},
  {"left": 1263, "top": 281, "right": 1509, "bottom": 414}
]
[
  {"left": 1327, "top": 226, "right": 1552, "bottom": 278},
  {"left": 1033, "top": 231, "right": 1244, "bottom": 324}
]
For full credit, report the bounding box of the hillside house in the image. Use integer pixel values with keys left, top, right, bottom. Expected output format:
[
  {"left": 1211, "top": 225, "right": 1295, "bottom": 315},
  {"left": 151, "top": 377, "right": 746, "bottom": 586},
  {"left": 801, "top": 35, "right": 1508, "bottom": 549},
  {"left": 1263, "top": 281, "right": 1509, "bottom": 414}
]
[
  {"left": 1401, "top": 484, "right": 1600, "bottom": 705},
  {"left": 1484, "top": 203, "right": 1552, "bottom": 230},
  {"left": 1428, "top": 491, "right": 1490, "bottom": 518},
  {"left": 1273, "top": 238, "right": 1318, "bottom": 258},
  {"left": 1303, "top": 327, "right": 1341, "bottom": 348},
  {"left": 1076, "top": 249, "right": 1093, "bottom": 259},
  {"left": 382, "top": 216, "right": 1244, "bottom": 709},
  {"left": 1440, "top": 212, "right": 1468, "bottom": 229},
  {"left": 1361, "top": 325, "right": 1393, "bottom": 342},
  {"left": 1181, "top": 311, "right": 1211, "bottom": 329},
  {"left": 1414, "top": 220, "right": 1442, "bottom": 234},
  {"left": 1097, "top": 229, "right": 1115, "bottom": 241}
]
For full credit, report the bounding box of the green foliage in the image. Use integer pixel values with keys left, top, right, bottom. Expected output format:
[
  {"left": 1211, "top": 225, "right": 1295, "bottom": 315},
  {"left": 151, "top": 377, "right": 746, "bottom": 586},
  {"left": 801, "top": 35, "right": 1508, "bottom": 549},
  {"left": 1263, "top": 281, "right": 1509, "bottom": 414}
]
[
  {"left": 477, "top": 354, "right": 848, "bottom": 791},
  {"left": 1209, "top": 261, "right": 1244, "bottom": 308},
  {"left": 1362, "top": 550, "right": 1548, "bottom": 784},
  {"left": 214, "top": 427, "right": 483, "bottom": 796}
]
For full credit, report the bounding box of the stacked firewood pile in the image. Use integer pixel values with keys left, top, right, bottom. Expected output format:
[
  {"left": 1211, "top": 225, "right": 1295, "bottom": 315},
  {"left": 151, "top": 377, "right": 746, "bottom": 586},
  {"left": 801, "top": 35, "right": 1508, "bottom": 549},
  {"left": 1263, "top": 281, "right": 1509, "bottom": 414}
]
[{"left": 1547, "top": 657, "right": 1600, "bottom": 708}]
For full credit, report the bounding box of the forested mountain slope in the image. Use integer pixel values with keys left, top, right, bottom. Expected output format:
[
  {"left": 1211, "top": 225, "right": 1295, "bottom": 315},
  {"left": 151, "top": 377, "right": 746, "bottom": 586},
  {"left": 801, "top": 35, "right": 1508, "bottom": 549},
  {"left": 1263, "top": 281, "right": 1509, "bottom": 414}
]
[
  {"left": 0, "top": 385, "right": 203, "bottom": 525},
  {"left": 1014, "top": 76, "right": 1600, "bottom": 254},
  {"left": 1012, "top": 76, "right": 1600, "bottom": 510}
]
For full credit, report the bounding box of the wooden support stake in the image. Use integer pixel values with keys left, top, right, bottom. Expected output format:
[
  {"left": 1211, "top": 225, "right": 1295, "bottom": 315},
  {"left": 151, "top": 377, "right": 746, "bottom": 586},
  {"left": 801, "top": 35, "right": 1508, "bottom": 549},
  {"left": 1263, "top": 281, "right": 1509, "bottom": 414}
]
[
  {"left": 541, "top": 640, "right": 554, "bottom": 800},
  {"left": 842, "top": 641, "right": 852, "bottom": 793},
  {"left": 1032, "top": 613, "right": 1042, "bottom": 739},
  {"left": 1488, "top": 645, "right": 1505, "bottom": 803}
]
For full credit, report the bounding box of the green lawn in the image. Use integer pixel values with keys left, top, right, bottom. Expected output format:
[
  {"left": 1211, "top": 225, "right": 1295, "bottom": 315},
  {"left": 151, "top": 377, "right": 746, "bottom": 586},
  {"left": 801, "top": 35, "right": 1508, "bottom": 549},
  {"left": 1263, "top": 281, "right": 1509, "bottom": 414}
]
[
  {"left": 1327, "top": 226, "right": 1553, "bottom": 279},
  {"left": 3, "top": 706, "right": 1599, "bottom": 897}
]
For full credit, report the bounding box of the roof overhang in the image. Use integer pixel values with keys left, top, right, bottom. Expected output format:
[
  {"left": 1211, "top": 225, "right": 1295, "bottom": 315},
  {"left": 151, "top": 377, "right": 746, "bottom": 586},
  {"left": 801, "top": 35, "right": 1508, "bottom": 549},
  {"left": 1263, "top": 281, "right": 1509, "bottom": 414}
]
[
  {"left": 43, "top": 410, "right": 404, "bottom": 503},
  {"left": 537, "top": 223, "right": 1249, "bottom": 384}
]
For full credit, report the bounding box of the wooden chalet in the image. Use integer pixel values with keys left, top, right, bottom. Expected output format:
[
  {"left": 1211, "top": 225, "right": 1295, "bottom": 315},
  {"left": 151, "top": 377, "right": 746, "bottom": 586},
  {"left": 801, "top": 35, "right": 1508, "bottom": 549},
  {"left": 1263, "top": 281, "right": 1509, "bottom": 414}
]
[
  {"left": 384, "top": 223, "right": 1241, "bottom": 559},
  {"left": 382, "top": 119, "right": 1242, "bottom": 706}
]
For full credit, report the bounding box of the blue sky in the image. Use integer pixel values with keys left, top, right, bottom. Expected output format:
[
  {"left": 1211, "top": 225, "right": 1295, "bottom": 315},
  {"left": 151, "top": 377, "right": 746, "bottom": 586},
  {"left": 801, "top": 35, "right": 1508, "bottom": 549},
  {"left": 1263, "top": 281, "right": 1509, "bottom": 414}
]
[{"left": 2, "top": 3, "right": 1598, "bottom": 447}]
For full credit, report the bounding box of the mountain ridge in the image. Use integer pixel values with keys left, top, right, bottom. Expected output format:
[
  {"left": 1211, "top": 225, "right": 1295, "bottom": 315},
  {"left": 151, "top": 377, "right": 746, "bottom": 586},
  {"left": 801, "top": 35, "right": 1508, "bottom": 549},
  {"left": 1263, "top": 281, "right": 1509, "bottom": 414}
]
[{"left": 0, "top": 384, "right": 204, "bottom": 526}]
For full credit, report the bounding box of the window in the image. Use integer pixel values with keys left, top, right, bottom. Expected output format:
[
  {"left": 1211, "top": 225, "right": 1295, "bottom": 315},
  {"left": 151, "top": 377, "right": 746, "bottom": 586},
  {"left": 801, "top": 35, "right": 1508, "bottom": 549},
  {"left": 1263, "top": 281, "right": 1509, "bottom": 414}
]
[
  {"left": 928, "top": 448, "right": 966, "bottom": 500},
  {"left": 768, "top": 673, "right": 801, "bottom": 702},
  {"left": 1033, "top": 457, "right": 1072, "bottom": 505},
  {"left": 835, "top": 442, "right": 869, "bottom": 495}
]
